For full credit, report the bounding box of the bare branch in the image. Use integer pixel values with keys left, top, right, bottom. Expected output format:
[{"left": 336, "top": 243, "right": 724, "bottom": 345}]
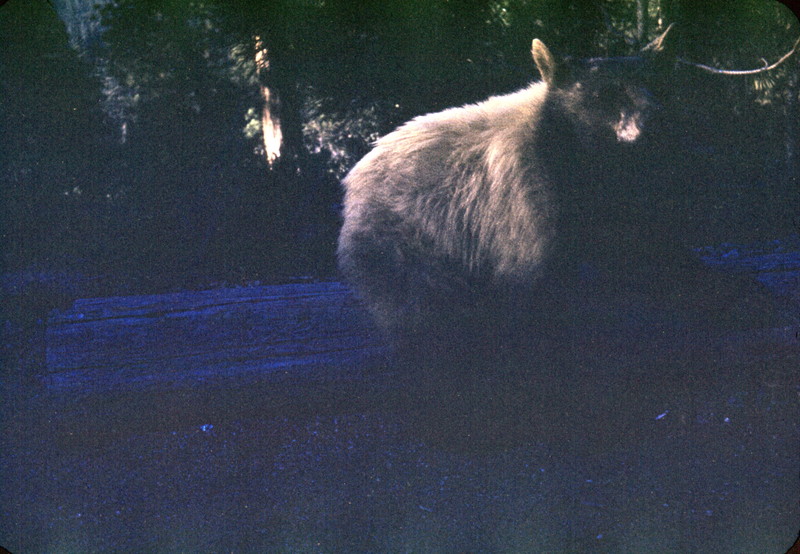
[{"left": 677, "top": 36, "right": 800, "bottom": 75}]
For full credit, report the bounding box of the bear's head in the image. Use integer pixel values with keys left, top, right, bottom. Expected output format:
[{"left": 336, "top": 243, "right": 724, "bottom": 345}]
[{"left": 532, "top": 26, "right": 673, "bottom": 150}]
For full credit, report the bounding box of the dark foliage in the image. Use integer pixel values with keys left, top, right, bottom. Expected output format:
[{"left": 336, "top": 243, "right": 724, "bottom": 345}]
[{"left": 1, "top": 0, "right": 797, "bottom": 309}]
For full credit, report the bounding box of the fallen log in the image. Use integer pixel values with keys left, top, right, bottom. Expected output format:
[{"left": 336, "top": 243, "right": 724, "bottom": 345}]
[
  {"left": 44, "top": 240, "right": 800, "bottom": 397},
  {"left": 44, "top": 281, "right": 389, "bottom": 394},
  {"left": 33, "top": 240, "right": 800, "bottom": 448}
]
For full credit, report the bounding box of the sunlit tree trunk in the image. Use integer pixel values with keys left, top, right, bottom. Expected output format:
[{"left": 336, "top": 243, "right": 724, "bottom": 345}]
[{"left": 254, "top": 37, "right": 283, "bottom": 166}]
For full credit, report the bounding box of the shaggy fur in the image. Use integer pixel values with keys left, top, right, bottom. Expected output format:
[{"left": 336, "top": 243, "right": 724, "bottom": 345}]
[{"left": 338, "top": 36, "right": 670, "bottom": 341}]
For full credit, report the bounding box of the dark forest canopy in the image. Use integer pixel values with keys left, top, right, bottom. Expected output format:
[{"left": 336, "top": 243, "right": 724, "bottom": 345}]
[{"left": 1, "top": 0, "right": 799, "bottom": 298}]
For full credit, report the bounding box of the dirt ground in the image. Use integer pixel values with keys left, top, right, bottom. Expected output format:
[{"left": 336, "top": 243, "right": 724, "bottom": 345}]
[{"left": 1, "top": 311, "right": 798, "bottom": 553}]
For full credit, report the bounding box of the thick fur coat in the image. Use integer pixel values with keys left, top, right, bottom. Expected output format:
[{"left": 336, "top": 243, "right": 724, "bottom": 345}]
[{"left": 338, "top": 33, "right": 674, "bottom": 340}]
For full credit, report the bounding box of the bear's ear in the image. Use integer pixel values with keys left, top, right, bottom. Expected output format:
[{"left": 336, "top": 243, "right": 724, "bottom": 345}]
[
  {"left": 531, "top": 39, "right": 560, "bottom": 87},
  {"left": 640, "top": 22, "right": 675, "bottom": 56}
]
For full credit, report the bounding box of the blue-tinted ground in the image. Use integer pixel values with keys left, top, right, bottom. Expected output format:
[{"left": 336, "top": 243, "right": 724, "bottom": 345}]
[{"left": 1, "top": 294, "right": 798, "bottom": 553}]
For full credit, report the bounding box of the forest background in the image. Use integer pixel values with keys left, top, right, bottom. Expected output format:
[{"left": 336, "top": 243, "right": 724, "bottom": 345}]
[{"left": 1, "top": 0, "right": 798, "bottom": 308}]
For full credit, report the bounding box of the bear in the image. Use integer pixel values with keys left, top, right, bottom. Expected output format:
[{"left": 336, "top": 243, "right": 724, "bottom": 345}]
[
  {"left": 336, "top": 30, "right": 678, "bottom": 347},
  {"left": 337, "top": 26, "right": 775, "bottom": 354}
]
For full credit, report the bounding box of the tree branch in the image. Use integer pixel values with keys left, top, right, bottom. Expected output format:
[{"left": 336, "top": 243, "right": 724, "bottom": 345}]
[{"left": 677, "top": 36, "right": 800, "bottom": 75}]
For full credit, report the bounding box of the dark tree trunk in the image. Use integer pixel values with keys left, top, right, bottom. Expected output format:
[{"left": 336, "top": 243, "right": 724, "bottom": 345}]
[
  {"left": 785, "top": 55, "right": 799, "bottom": 188},
  {"left": 636, "top": 0, "right": 649, "bottom": 44}
]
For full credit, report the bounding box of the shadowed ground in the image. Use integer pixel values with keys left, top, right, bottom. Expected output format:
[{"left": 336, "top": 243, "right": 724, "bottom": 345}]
[{"left": 1, "top": 240, "right": 799, "bottom": 552}]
